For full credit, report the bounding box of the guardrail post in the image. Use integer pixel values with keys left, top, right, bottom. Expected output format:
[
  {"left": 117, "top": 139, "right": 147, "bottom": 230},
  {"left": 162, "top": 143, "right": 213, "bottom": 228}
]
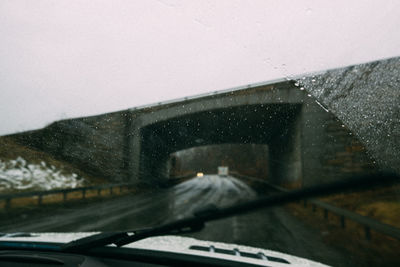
[
  {"left": 365, "top": 226, "right": 371, "bottom": 240},
  {"left": 340, "top": 216, "right": 346, "bottom": 229},
  {"left": 323, "top": 209, "right": 328, "bottom": 219},
  {"left": 82, "top": 189, "right": 86, "bottom": 199},
  {"left": 38, "top": 195, "right": 43, "bottom": 206},
  {"left": 63, "top": 192, "right": 67, "bottom": 202}
]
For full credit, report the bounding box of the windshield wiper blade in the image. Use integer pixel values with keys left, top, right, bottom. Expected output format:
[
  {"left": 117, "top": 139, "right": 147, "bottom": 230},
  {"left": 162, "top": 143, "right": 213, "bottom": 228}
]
[
  {"left": 62, "top": 218, "right": 205, "bottom": 252},
  {"left": 61, "top": 171, "right": 399, "bottom": 252}
]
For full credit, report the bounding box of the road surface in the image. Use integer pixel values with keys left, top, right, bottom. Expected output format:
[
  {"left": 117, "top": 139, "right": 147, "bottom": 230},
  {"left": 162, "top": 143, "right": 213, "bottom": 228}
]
[{"left": 1, "top": 175, "right": 357, "bottom": 266}]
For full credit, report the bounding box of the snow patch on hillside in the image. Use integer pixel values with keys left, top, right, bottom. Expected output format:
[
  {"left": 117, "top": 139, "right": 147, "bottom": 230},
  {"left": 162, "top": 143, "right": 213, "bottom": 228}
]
[{"left": 0, "top": 157, "right": 84, "bottom": 192}]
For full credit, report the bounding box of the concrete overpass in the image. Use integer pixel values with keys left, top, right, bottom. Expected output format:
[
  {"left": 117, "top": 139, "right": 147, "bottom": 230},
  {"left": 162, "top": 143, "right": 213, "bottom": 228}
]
[
  {"left": 10, "top": 56, "right": 400, "bottom": 187},
  {"left": 127, "top": 80, "right": 364, "bottom": 186}
]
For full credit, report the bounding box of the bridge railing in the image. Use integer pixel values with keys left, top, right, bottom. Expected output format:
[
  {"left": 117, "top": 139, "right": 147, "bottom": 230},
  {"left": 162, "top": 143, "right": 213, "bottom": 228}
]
[
  {"left": 230, "top": 172, "right": 400, "bottom": 242},
  {"left": 0, "top": 183, "right": 136, "bottom": 210}
]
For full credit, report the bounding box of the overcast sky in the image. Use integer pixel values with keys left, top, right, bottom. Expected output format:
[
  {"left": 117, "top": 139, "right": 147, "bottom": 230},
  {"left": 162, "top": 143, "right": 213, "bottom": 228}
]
[{"left": 1, "top": 0, "right": 400, "bottom": 135}]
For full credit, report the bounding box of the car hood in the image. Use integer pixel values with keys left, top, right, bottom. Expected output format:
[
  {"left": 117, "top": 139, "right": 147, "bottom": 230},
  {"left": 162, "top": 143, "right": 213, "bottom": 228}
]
[{"left": 0, "top": 232, "right": 329, "bottom": 267}]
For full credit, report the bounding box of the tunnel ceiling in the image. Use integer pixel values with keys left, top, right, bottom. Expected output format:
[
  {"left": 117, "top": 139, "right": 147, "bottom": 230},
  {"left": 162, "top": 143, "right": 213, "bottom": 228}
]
[{"left": 141, "top": 103, "right": 301, "bottom": 155}]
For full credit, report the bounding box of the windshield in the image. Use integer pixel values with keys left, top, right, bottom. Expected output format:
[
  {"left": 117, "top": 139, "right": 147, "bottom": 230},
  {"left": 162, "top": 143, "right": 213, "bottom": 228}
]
[{"left": 1, "top": 1, "right": 400, "bottom": 266}]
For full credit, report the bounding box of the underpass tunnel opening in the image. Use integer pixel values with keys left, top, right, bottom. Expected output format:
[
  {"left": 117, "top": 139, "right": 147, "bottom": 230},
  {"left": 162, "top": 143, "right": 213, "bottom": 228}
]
[
  {"left": 138, "top": 103, "right": 303, "bottom": 186},
  {"left": 168, "top": 143, "right": 270, "bottom": 179}
]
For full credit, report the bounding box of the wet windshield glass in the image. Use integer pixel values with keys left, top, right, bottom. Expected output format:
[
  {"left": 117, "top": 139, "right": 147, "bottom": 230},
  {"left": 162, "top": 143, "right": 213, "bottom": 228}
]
[{"left": 1, "top": 1, "right": 400, "bottom": 266}]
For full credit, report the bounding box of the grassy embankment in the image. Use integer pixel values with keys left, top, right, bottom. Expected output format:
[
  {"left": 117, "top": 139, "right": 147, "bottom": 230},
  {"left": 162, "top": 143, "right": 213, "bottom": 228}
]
[
  {"left": 0, "top": 137, "right": 131, "bottom": 209},
  {"left": 286, "top": 184, "right": 400, "bottom": 266}
]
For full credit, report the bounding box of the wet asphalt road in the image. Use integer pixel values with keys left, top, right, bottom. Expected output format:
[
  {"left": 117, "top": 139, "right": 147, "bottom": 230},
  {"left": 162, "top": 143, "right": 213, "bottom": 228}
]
[{"left": 0, "top": 175, "right": 355, "bottom": 266}]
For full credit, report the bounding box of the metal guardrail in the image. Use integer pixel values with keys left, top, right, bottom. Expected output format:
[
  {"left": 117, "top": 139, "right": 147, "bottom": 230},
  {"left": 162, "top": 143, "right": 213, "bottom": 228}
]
[
  {"left": 0, "top": 183, "right": 136, "bottom": 209},
  {"left": 231, "top": 172, "right": 400, "bottom": 241},
  {"left": 307, "top": 199, "right": 400, "bottom": 241}
]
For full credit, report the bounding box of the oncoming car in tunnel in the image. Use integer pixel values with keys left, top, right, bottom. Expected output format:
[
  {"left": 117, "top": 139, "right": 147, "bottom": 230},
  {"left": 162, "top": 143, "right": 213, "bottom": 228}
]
[{"left": 1, "top": 1, "right": 400, "bottom": 267}]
